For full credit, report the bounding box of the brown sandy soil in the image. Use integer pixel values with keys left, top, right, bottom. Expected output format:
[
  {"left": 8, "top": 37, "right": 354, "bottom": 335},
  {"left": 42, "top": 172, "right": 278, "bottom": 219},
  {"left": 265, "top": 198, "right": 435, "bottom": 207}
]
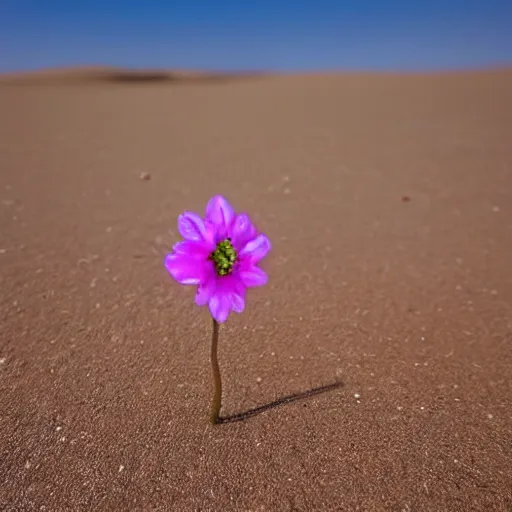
[{"left": 1, "top": 67, "right": 511, "bottom": 511}]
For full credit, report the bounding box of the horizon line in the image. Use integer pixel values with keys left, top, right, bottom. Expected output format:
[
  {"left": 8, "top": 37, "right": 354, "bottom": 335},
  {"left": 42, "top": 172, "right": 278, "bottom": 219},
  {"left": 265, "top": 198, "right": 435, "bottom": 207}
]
[{"left": 1, "top": 62, "right": 512, "bottom": 78}]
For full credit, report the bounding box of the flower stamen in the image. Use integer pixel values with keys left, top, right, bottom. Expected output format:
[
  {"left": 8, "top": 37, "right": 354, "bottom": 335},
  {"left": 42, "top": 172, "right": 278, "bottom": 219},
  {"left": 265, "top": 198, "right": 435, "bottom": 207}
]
[{"left": 210, "top": 238, "right": 237, "bottom": 276}]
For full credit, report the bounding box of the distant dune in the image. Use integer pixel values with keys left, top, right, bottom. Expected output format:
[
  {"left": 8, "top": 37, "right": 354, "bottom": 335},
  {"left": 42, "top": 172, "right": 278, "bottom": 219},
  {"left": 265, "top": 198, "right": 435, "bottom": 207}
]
[
  {"left": 1, "top": 65, "right": 511, "bottom": 86},
  {"left": 0, "top": 66, "right": 269, "bottom": 85}
]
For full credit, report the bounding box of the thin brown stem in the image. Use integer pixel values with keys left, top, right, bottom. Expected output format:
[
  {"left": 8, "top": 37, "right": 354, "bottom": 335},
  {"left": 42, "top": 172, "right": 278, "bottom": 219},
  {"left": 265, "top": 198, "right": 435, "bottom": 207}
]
[{"left": 210, "top": 318, "right": 222, "bottom": 424}]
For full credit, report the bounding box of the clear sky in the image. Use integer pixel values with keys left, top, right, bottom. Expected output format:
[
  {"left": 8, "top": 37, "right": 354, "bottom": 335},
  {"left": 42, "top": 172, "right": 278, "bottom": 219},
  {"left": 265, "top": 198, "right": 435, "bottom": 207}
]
[{"left": 1, "top": 0, "right": 511, "bottom": 73}]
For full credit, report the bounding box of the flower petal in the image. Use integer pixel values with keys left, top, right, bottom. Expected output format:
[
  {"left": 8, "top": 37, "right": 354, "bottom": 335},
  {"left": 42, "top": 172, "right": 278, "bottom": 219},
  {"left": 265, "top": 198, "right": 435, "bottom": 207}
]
[
  {"left": 239, "top": 265, "right": 268, "bottom": 287},
  {"left": 230, "top": 213, "right": 257, "bottom": 250},
  {"left": 240, "top": 234, "right": 271, "bottom": 263},
  {"left": 230, "top": 290, "right": 246, "bottom": 313},
  {"left": 218, "top": 274, "right": 246, "bottom": 313},
  {"left": 195, "top": 274, "right": 216, "bottom": 306},
  {"left": 164, "top": 253, "right": 208, "bottom": 285},
  {"left": 206, "top": 195, "right": 235, "bottom": 238},
  {"left": 172, "top": 240, "right": 212, "bottom": 258},
  {"left": 178, "top": 212, "right": 208, "bottom": 241},
  {"left": 208, "top": 292, "right": 231, "bottom": 323}
]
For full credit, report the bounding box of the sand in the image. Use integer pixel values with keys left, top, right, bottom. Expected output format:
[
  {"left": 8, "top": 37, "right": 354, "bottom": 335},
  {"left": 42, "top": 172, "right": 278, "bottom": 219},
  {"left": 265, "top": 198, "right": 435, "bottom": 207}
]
[{"left": 0, "top": 67, "right": 511, "bottom": 511}]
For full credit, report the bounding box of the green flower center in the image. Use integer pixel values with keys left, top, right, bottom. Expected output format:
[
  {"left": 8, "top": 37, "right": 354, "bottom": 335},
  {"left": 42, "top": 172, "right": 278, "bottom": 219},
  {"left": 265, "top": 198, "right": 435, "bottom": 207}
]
[{"left": 210, "top": 238, "right": 237, "bottom": 276}]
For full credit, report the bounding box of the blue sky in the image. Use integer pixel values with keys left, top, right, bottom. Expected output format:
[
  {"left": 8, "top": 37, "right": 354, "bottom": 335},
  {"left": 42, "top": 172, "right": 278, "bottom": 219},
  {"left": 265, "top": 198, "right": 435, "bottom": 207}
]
[{"left": 1, "top": 0, "right": 511, "bottom": 73}]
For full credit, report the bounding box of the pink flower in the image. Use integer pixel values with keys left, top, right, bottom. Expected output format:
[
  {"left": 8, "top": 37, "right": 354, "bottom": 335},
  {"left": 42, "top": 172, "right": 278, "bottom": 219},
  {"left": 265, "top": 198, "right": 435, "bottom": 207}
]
[{"left": 165, "top": 195, "right": 271, "bottom": 323}]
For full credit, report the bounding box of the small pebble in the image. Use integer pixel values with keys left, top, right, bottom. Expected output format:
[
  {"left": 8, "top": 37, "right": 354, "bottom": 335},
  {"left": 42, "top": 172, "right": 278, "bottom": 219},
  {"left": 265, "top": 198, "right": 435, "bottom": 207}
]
[
  {"left": 139, "top": 172, "right": 151, "bottom": 181},
  {"left": 256, "top": 377, "right": 262, "bottom": 383},
  {"left": 119, "top": 465, "right": 125, "bottom": 472},
  {"left": 0, "top": 357, "right": 5, "bottom": 364},
  {"left": 487, "top": 413, "right": 493, "bottom": 419},
  {"left": 354, "top": 393, "right": 360, "bottom": 399}
]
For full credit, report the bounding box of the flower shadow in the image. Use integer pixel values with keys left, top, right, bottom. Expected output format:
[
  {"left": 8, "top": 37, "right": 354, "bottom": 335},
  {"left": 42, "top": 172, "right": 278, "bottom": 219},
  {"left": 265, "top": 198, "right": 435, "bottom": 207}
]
[{"left": 218, "top": 380, "right": 344, "bottom": 424}]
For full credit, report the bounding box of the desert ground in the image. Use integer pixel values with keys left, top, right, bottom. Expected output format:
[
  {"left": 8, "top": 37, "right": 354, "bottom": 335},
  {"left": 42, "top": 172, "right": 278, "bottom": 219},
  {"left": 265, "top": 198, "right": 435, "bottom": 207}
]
[{"left": 1, "top": 67, "right": 511, "bottom": 511}]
